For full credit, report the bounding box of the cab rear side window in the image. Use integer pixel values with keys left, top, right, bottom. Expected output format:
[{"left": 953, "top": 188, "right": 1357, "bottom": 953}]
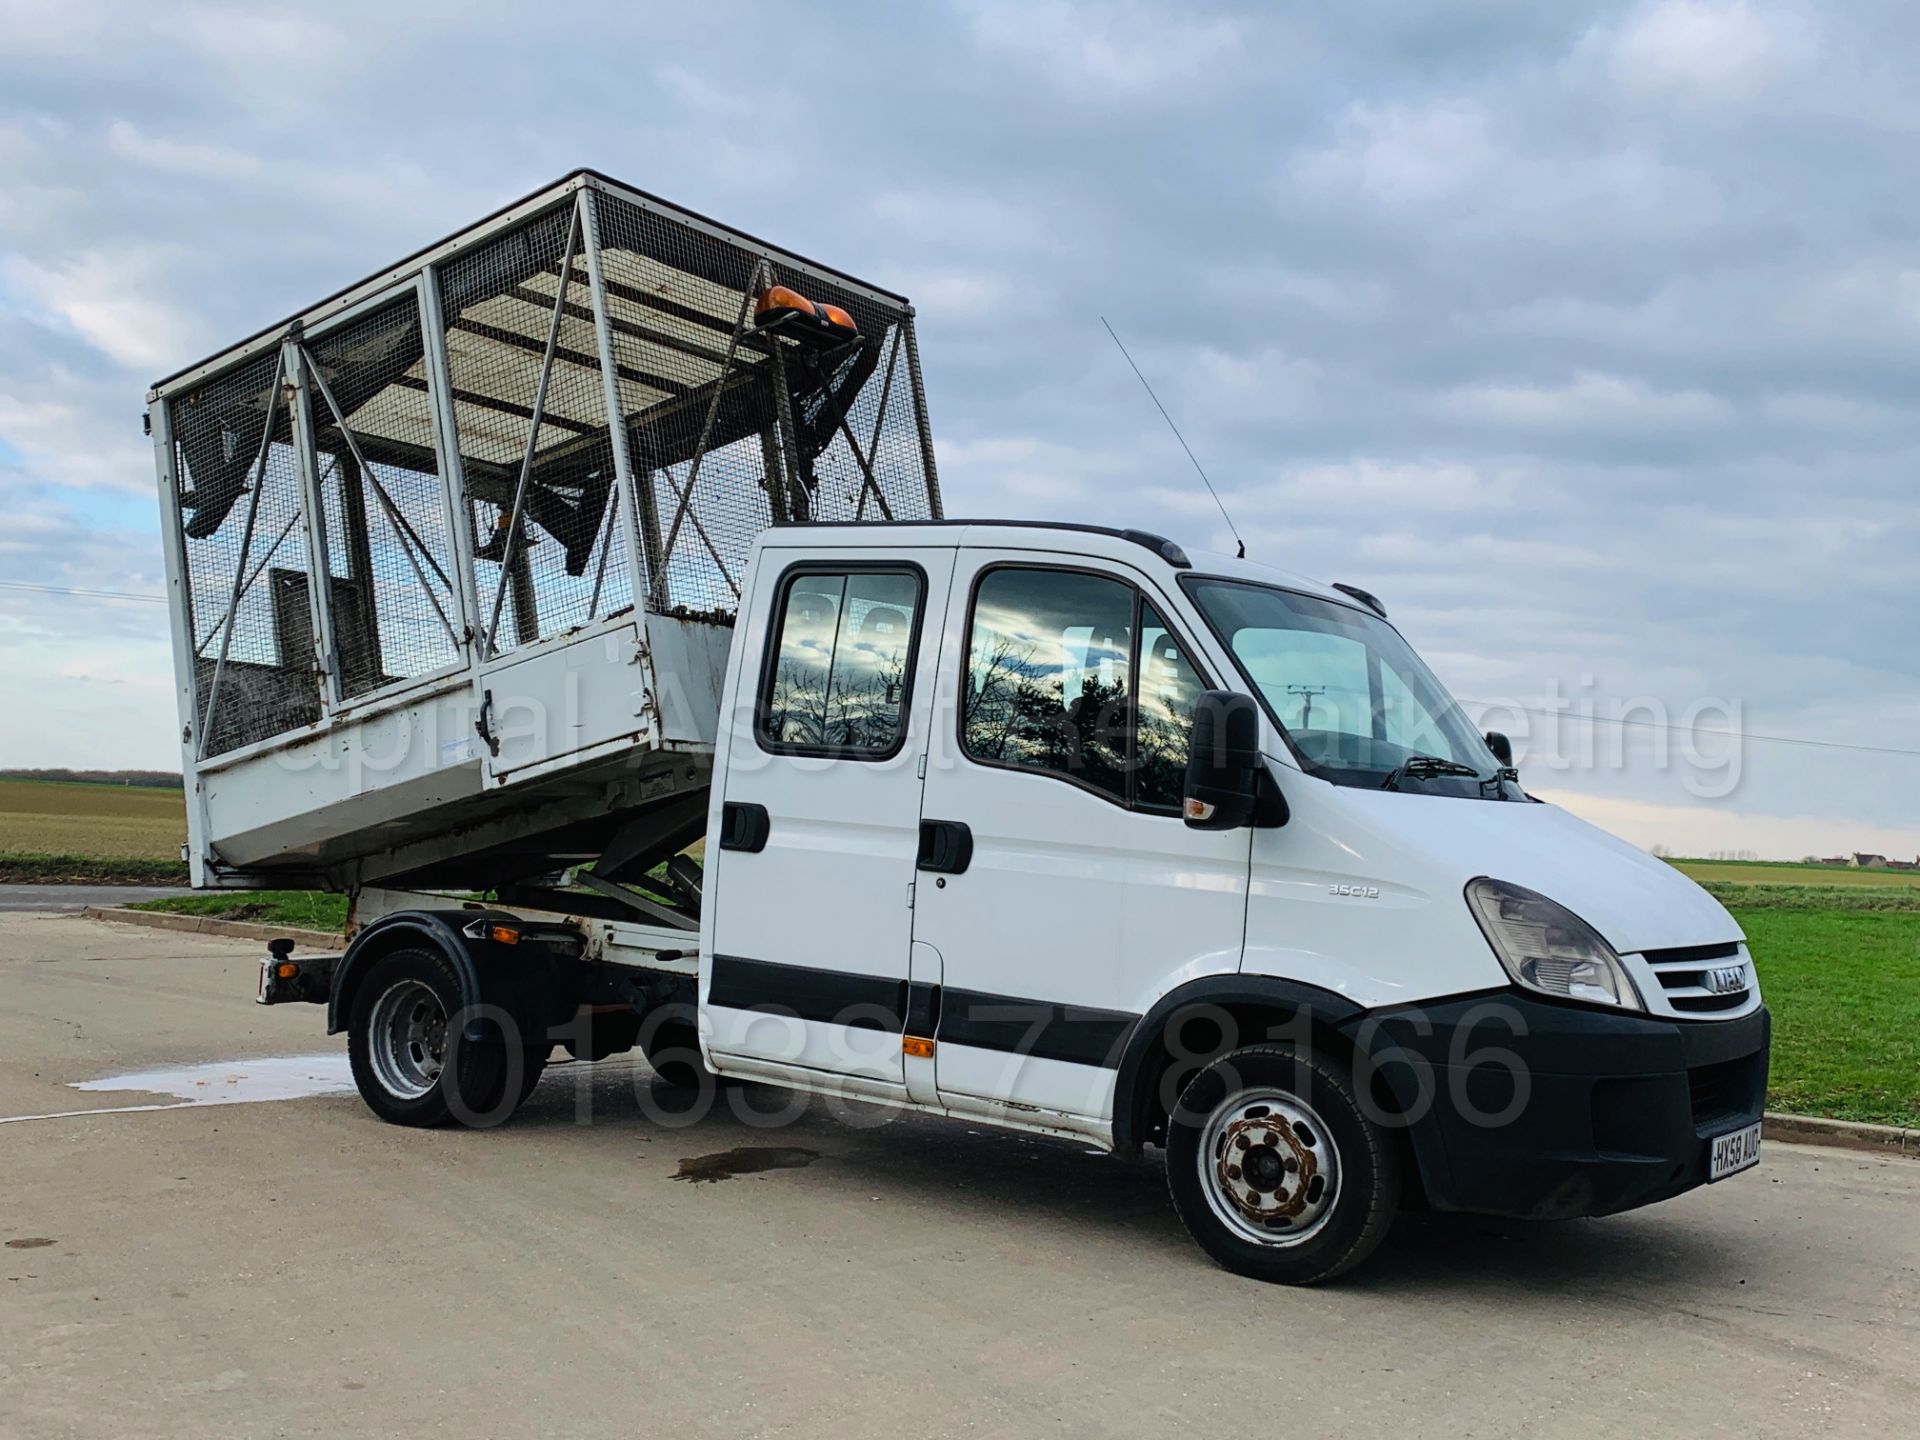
[{"left": 759, "top": 566, "right": 923, "bottom": 758}]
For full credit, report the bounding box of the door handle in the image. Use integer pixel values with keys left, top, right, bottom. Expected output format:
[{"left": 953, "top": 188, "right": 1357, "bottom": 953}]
[
  {"left": 719, "top": 801, "right": 770, "bottom": 853},
  {"left": 917, "top": 819, "right": 973, "bottom": 875}
]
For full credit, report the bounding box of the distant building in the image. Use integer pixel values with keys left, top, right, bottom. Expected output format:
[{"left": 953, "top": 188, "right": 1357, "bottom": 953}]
[
  {"left": 1887, "top": 857, "right": 1919, "bottom": 871},
  {"left": 1850, "top": 852, "right": 1889, "bottom": 869}
]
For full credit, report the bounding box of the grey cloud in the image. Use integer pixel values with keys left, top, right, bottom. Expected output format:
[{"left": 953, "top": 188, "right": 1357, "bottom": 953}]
[{"left": 0, "top": 0, "right": 1913, "bottom": 850}]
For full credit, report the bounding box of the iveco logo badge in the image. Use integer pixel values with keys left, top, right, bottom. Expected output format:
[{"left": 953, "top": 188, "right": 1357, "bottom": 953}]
[
  {"left": 1704, "top": 964, "right": 1746, "bottom": 995},
  {"left": 1329, "top": 884, "right": 1381, "bottom": 899}
]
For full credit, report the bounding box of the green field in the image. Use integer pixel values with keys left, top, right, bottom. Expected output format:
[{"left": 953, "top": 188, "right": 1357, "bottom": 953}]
[
  {"left": 0, "top": 777, "right": 189, "bottom": 881},
  {"left": 1672, "top": 858, "right": 1920, "bottom": 889},
  {"left": 0, "top": 777, "right": 187, "bottom": 858},
  {"left": 1736, "top": 906, "right": 1920, "bottom": 1127}
]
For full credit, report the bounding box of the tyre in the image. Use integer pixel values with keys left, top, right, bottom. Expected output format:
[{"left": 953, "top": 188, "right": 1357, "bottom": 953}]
[
  {"left": 514, "top": 1044, "right": 550, "bottom": 1107},
  {"left": 347, "top": 948, "right": 528, "bottom": 1128},
  {"left": 1164, "top": 1044, "right": 1399, "bottom": 1285},
  {"left": 637, "top": 1002, "right": 717, "bottom": 1090}
]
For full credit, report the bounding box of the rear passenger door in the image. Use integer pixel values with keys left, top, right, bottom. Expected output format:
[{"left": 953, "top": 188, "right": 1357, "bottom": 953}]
[
  {"left": 910, "top": 554, "right": 1252, "bottom": 1133},
  {"left": 703, "top": 548, "right": 953, "bottom": 1095}
]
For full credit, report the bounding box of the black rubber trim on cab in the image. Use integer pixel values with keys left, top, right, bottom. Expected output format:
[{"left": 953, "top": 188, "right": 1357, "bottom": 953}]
[
  {"left": 905, "top": 980, "right": 941, "bottom": 1036},
  {"left": 709, "top": 954, "right": 906, "bottom": 1031},
  {"left": 938, "top": 989, "right": 1136, "bottom": 1068},
  {"left": 708, "top": 956, "right": 1137, "bottom": 1064}
]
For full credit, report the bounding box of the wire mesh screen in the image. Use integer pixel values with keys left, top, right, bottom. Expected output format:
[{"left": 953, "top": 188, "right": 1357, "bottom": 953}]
[
  {"left": 160, "top": 171, "right": 941, "bottom": 759},
  {"left": 592, "top": 188, "right": 938, "bottom": 617},
  {"left": 171, "top": 348, "right": 323, "bottom": 756},
  {"left": 302, "top": 295, "right": 462, "bottom": 698},
  {"left": 435, "top": 199, "right": 631, "bottom": 655}
]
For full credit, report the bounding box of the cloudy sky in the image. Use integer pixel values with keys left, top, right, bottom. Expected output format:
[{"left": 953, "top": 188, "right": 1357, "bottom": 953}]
[{"left": 1, "top": 0, "right": 1916, "bottom": 859}]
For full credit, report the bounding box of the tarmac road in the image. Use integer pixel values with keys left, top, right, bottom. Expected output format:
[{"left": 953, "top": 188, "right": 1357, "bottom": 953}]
[{"left": 1, "top": 909, "right": 1916, "bottom": 1439}]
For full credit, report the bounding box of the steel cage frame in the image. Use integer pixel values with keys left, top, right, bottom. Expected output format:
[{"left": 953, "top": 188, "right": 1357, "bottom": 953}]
[{"left": 151, "top": 170, "right": 942, "bottom": 776}]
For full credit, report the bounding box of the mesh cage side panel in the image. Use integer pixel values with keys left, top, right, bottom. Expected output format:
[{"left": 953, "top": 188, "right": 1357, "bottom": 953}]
[
  {"left": 593, "top": 191, "right": 937, "bottom": 618},
  {"left": 303, "top": 295, "right": 463, "bottom": 698},
  {"left": 171, "top": 349, "right": 323, "bottom": 756},
  {"left": 761, "top": 269, "right": 938, "bottom": 532},
  {"left": 595, "top": 193, "right": 767, "bottom": 617},
  {"left": 435, "top": 201, "right": 631, "bottom": 655}
]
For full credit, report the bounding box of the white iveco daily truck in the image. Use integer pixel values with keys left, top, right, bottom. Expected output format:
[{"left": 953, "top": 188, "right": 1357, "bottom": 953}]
[{"left": 148, "top": 171, "right": 1769, "bottom": 1284}]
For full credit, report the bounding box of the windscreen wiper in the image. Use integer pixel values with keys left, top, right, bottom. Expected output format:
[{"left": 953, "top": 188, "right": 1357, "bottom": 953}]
[
  {"left": 1480, "top": 765, "right": 1522, "bottom": 800},
  {"left": 1380, "top": 755, "right": 1482, "bottom": 791}
]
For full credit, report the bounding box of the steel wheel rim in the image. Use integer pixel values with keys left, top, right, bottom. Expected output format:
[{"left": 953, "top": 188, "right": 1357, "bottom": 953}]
[
  {"left": 1197, "top": 1086, "right": 1342, "bottom": 1248},
  {"left": 368, "top": 979, "right": 447, "bottom": 1100}
]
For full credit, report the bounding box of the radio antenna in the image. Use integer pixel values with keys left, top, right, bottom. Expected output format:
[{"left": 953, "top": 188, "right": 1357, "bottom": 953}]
[{"left": 1101, "top": 316, "right": 1245, "bottom": 559}]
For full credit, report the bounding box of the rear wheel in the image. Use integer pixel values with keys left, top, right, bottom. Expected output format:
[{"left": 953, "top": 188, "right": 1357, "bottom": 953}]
[
  {"left": 515, "top": 1045, "right": 550, "bottom": 1107},
  {"left": 1165, "top": 1044, "right": 1398, "bottom": 1284},
  {"left": 638, "top": 1002, "right": 717, "bottom": 1090},
  {"left": 347, "top": 948, "right": 528, "bottom": 1128}
]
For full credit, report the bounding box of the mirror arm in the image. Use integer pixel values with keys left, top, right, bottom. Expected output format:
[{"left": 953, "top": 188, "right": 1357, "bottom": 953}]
[{"left": 1252, "top": 768, "right": 1289, "bottom": 828}]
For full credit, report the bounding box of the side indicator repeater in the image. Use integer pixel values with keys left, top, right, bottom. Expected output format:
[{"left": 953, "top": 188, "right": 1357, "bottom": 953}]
[{"left": 903, "top": 1036, "right": 935, "bottom": 1059}]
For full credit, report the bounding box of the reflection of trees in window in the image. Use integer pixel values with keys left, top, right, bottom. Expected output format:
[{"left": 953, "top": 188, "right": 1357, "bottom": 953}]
[
  {"left": 769, "top": 656, "right": 831, "bottom": 744},
  {"left": 962, "top": 570, "right": 1132, "bottom": 801},
  {"left": 824, "top": 652, "right": 908, "bottom": 749},
  {"left": 764, "top": 571, "right": 917, "bottom": 752},
  {"left": 1133, "top": 606, "right": 1201, "bottom": 810}
]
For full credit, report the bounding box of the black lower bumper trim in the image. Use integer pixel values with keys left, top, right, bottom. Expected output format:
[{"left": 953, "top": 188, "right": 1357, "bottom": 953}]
[{"left": 1347, "top": 996, "right": 1771, "bottom": 1221}]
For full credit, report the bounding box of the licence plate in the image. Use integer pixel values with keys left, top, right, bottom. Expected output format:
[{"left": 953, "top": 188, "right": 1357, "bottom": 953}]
[{"left": 1709, "top": 1121, "right": 1762, "bottom": 1181}]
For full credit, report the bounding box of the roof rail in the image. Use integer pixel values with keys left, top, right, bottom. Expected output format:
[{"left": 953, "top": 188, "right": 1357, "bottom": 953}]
[
  {"left": 1332, "top": 582, "right": 1387, "bottom": 617},
  {"left": 773, "top": 518, "right": 1191, "bottom": 568}
]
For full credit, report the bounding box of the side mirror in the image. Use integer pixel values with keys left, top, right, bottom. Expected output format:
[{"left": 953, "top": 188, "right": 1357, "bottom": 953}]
[
  {"left": 1184, "top": 690, "right": 1262, "bottom": 830},
  {"left": 1484, "top": 730, "right": 1513, "bottom": 767}
]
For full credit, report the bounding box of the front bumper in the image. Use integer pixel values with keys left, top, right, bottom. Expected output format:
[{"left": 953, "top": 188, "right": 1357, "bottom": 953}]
[{"left": 1352, "top": 994, "right": 1771, "bottom": 1221}]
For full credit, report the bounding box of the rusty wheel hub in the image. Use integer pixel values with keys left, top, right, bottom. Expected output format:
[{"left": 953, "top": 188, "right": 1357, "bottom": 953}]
[{"left": 1200, "top": 1090, "right": 1341, "bottom": 1247}]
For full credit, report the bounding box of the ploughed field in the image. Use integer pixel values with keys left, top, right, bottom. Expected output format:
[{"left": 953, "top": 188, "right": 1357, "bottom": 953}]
[{"left": 0, "top": 778, "right": 188, "bottom": 882}]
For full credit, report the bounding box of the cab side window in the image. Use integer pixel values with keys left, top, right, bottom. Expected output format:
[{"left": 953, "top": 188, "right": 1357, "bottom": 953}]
[
  {"left": 961, "top": 566, "right": 1208, "bottom": 809},
  {"left": 1133, "top": 601, "right": 1206, "bottom": 811},
  {"left": 761, "top": 567, "right": 922, "bottom": 757}
]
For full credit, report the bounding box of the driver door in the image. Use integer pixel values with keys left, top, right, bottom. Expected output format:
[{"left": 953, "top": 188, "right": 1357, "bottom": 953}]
[{"left": 909, "top": 552, "right": 1253, "bottom": 1132}]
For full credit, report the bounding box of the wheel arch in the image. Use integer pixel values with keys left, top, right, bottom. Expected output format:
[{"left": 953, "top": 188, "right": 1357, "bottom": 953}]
[
  {"left": 327, "top": 910, "right": 560, "bottom": 1041},
  {"left": 1112, "top": 974, "right": 1439, "bottom": 1210},
  {"left": 1111, "top": 974, "right": 1367, "bottom": 1157}
]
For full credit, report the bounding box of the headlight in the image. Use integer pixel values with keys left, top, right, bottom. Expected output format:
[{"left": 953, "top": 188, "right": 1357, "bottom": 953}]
[{"left": 1465, "top": 878, "right": 1642, "bottom": 1011}]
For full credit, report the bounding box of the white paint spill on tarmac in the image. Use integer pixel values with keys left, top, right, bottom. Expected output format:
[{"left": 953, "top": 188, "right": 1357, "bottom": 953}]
[{"left": 0, "top": 1054, "right": 354, "bottom": 1125}]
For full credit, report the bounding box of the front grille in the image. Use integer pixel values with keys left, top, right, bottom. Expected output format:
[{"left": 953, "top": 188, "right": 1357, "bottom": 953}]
[
  {"left": 1670, "top": 991, "right": 1749, "bottom": 1014},
  {"left": 1689, "top": 1054, "right": 1762, "bottom": 1128},
  {"left": 1639, "top": 941, "right": 1753, "bottom": 1017}
]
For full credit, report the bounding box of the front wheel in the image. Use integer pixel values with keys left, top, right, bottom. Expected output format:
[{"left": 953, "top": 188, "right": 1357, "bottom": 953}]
[{"left": 1165, "top": 1044, "right": 1399, "bottom": 1285}]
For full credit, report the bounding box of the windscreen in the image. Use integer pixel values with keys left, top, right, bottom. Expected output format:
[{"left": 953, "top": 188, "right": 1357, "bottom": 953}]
[{"left": 1185, "top": 577, "right": 1514, "bottom": 797}]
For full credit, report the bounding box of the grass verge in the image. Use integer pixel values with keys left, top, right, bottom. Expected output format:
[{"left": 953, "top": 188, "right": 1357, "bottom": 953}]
[{"left": 128, "top": 890, "right": 350, "bottom": 933}]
